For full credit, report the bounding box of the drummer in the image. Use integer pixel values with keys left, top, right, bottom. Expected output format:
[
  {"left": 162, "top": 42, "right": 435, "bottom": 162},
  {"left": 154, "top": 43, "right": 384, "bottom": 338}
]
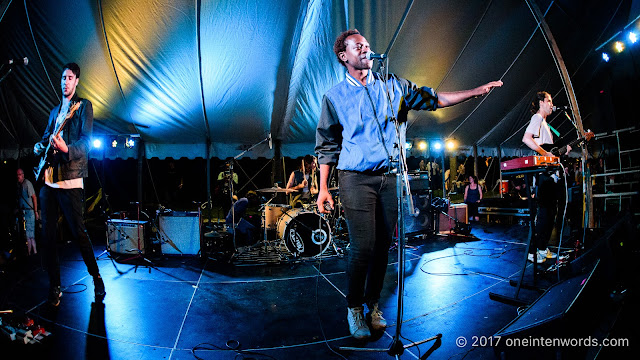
[{"left": 286, "top": 154, "right": 319, "bottom": 208}]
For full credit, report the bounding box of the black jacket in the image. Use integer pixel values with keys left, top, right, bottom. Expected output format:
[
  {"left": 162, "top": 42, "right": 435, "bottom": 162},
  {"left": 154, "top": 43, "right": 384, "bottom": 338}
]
[{"left": 36, "top": 94, "right": 93, "bottom": 180}]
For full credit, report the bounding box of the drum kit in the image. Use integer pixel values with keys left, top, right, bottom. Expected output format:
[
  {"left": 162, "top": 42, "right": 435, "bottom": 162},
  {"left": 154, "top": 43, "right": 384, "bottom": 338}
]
[{"left": 233, "top": 185, "right": 345, "bottom": 260}]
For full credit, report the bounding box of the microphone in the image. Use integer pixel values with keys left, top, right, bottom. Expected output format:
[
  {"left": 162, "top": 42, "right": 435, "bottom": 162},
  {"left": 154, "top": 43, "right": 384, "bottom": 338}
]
[
  {"left": 553, "top": 105, "right": 569, "bottom": 112},
  {"left": 268, "top": 133, "right": 273, "bottom": 150},
  {"left": 366, "top": 51, "right": 387, "bottom": 60},
  {"left": 7, "top": 57, "right": 29, "bottom": 66}
]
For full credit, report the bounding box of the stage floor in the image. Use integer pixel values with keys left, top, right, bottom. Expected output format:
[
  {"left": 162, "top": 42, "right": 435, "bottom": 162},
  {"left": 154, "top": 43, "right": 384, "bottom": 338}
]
[{"left": 1, "top": 222, "right": 636, "bottom": 359}]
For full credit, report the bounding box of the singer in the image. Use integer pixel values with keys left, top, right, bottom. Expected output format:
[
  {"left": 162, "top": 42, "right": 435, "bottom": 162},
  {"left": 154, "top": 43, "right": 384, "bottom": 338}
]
[
  {"left": 521, "top": 91, "right": 571, "bottom": 264},
  {"left": 33, "top": 63, "right": 105, "bottom": 306},
  {"left": 315, "top": 29, "right": 503, "bottom": 339}
]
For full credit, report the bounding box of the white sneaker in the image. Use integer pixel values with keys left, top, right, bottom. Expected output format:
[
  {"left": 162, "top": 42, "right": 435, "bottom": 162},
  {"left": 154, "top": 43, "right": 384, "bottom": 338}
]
[
  {"left": 543, "top": 248, "right": 557, "bottom": 259},
  {"left": 347, "top": 306, "right": 371, "bottom": 339},
  {"left": 367, "top": 303, "right": 387, "bottom": 331},
  {"left": 528, "top": 252, "right": 546, "bottom": 264}
]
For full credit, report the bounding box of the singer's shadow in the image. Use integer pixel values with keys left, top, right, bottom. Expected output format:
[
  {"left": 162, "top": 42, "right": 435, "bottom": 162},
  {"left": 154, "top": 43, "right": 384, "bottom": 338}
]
[{"left": 86, "top": 300, "right": 110, "bottom": 360}]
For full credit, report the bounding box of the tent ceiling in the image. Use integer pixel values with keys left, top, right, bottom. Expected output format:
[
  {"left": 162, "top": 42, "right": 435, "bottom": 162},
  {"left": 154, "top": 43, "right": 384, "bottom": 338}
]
[{"left": 1, "top": 0, "right": 638, "bottom": 159}]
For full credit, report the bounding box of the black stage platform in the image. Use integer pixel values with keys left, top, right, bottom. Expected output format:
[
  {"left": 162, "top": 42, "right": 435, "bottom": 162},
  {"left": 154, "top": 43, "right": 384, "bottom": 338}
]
[{"left": 1, "top": 222, "right": 636, "bottom": 359}]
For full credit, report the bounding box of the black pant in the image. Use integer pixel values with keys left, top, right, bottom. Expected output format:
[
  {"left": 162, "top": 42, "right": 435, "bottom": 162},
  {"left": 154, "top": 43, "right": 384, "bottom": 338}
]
[
  {"left": 40, "top": 186, "right": 100, "bottom": 287},
  {"left": 534, "top": 172, "right": 566, "bottom": 251},
  {"left": 339, "top": 170, "right": 397, "bottom": 308}
]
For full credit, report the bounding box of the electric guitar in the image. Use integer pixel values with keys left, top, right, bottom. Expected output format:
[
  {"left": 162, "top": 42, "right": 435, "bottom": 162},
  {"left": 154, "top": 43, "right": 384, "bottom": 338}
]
[
  {"left": 542, "top": 130, "right": 594, "bottom": 156},
  {"left": 34, "top": 101, "right": 82, "bottom": 181}
]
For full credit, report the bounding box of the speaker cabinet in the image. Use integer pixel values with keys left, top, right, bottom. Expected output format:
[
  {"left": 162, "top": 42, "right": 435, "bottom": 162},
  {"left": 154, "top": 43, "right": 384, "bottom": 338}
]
[
  {"left": 403, "top": 190, "right": 433, "bottom": 235},
  {"left": 107, "top": 219, "right": 148, "bottom": 255},
  {"left": 159, "top": 211, "right": 201, "bottom": 255}
]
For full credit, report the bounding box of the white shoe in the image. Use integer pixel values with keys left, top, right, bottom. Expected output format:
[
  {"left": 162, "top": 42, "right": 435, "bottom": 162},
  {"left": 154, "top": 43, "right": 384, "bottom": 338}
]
[
  {"left": 528, "top": 252, "right": 546, "bottom": 264},
  {"left": 347, "top": 306, "right": 371, "bottom": 339},
  {"left": 367, "top": 303, "right": 387, "bottom": 331},
  {"left": 542, "top": 248, "right": 557, "bottom": 259}
]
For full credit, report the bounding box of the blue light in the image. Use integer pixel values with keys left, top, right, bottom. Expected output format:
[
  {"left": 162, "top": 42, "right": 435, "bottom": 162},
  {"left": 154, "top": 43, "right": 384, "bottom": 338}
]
[
  {"left": 432, "top": 141, "right": 443, "bottom": 150},
  {"left": 602, "top": 52, "right": 610, "bottom": 62},
  {"left": 405, "top": 142, "right": 413, "bottom": 150},
  {"left": 92, "top": 139, "right": 102, "bottom": 149},
  {"left": 629, "top": 32, "right": 637, "bottom": 44}
]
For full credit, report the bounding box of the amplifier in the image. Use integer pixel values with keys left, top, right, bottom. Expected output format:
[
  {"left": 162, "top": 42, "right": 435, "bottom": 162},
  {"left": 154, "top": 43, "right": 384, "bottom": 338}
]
[
  {"left": 107, "top": 219, "right": 148, "bottom": 255},
  {"left": 438, "top": 203, "right": 468, "bottom": 232},
  {"left": 159, "top": 212, "right": 201, "bottom": 255},
  {"left": 408, "top": 173, "right": 430, "bottom": 190}
]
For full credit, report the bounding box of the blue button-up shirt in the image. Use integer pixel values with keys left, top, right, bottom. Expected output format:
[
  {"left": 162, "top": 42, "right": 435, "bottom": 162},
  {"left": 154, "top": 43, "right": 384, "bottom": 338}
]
[{"left": 316, "top": 72, "right": 438, "bottom": 172}]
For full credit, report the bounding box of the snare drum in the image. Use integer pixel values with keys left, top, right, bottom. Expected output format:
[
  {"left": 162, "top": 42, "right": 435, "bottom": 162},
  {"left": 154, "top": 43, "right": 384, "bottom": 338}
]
[
  {"left": 277, "top": 208, "right": 331, "bottom": 258},
  {"left": 262, "top": 204, "right": 290, "bottom": 230}
]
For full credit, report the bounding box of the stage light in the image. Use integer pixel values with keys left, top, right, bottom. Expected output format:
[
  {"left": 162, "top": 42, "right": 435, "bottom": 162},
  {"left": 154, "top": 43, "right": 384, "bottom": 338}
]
[
  {"left": 417, "top": 141, "right": 427, "bottom": 151},
  {"left": 614, "top": 41, "right": 624, "bottom": 53},
  {"left": 602, "top": 52, "right": 610, "bottom": 62},
  {"left": 432, "top": 141, "right": 442, "bottom": 150},
  {"left": 112, "top": 139, "right": 118, "bottom": 148},
  {"left": 126, "top": 138, "right": 135, "bottom": 148},
  {"left": 629, "top": 32, "right": 638, "bottom": 44},
  {"left": 446, "top": 139, "right": 456, "bottom": 150},
  {"left": 92, "top": 139, "right": 102, "bottom": 149},
  {"left": 405, "top": 141, "right": 413, "bottom": 150}
]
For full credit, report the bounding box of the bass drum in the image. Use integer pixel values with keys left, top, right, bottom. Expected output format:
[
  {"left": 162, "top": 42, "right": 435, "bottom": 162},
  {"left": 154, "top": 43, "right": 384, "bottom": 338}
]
[{"left": 276, "top": 208, "right": 331, "bottom": 258}]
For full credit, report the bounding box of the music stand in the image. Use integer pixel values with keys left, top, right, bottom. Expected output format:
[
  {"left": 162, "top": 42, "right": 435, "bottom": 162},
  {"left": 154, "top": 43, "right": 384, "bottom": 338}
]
[{"left": 339, "top": 57, "right": 441, "bottom": 357}]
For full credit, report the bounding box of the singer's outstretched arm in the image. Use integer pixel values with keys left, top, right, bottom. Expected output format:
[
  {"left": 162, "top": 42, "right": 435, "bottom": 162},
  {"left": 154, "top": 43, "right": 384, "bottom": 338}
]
[{"left": 437, "top": 80, "right": 503, "bottom": 108}]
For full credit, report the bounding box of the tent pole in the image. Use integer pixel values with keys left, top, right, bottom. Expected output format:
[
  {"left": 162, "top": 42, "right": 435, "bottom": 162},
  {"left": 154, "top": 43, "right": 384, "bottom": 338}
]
[
  {"left": 498, "top": 145, "right": 502, "bottom": 198},
  {"left": 272, "top": 139, "right": 282, "bottom": 187},
  {"left": 206, "top": 139, "right": 211, "bottom": 204},
  {"left": 473, "top": 144, "right": 478, "bottom": 178},
  {"left": 137, "top": 139, "right": 144, "bottom": 205}
]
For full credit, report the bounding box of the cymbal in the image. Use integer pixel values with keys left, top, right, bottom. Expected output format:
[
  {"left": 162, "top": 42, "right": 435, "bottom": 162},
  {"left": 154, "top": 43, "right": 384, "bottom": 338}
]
[{"left": 257, "top": 187, "right": 295, "bottom": 193}]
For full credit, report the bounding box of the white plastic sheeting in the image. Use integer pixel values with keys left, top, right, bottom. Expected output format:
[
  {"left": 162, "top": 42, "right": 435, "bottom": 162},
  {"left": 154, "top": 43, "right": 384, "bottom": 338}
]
[{"left": 0, "top": 0, "right": 635, "bottom": 159}]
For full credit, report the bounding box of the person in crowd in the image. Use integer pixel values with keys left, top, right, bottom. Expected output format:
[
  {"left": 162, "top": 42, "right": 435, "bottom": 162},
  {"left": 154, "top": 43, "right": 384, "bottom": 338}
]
[
  {"left": 464, "top": 175, "right": 483, "bottom": 222},
  {"left": 16, "top": 168, "right": 39, "bottom": 255}
]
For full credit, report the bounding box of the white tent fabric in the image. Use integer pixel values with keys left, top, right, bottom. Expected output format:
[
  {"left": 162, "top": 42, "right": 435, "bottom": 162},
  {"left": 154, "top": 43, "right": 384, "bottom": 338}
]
[{"left": 1, "top": 0, "right": 638, "bottom": 159}]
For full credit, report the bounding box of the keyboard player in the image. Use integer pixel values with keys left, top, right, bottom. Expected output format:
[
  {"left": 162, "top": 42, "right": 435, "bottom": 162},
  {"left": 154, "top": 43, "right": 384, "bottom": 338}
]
[{"left": 522, "top": 91, "right": 571, "bottom": 264}]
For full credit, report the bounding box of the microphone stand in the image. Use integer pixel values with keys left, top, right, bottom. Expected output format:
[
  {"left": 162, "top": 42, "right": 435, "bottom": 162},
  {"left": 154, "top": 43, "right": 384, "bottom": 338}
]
[
  {"left": 120, "top": 201, "right": 154, "bottom": 269},
  {"left": 227, "top": 135, "right": 271, "bottom": 261},
  {"left": 339, "top": 57, "right": 441, "bottom": 357}
]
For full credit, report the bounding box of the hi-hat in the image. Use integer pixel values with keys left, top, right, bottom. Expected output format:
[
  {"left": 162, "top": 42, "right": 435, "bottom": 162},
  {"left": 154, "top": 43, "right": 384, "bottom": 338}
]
[{"left": 257, "top": 187, "right": 295, "bottom": 193}]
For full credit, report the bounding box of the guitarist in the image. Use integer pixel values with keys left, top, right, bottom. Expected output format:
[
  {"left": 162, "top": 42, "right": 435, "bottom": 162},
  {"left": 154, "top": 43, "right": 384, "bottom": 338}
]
[
  {"left": 522, "top": 91, "right": 571, "bottom": 264},
  {"left": 33, "top": 63, "right": 105, "bottom": 306}
]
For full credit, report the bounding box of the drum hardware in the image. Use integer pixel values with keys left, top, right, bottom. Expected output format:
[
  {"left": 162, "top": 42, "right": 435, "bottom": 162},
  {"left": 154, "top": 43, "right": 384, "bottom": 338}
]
[
  {"left": 227, "top": 192, "right": 348, "bottom": 263},
  {"left": 276, "top": 208, "right": 331, "bottom": 258},
  {"left": 256, "top": 187, "right": 296, "bottom": 194}
]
